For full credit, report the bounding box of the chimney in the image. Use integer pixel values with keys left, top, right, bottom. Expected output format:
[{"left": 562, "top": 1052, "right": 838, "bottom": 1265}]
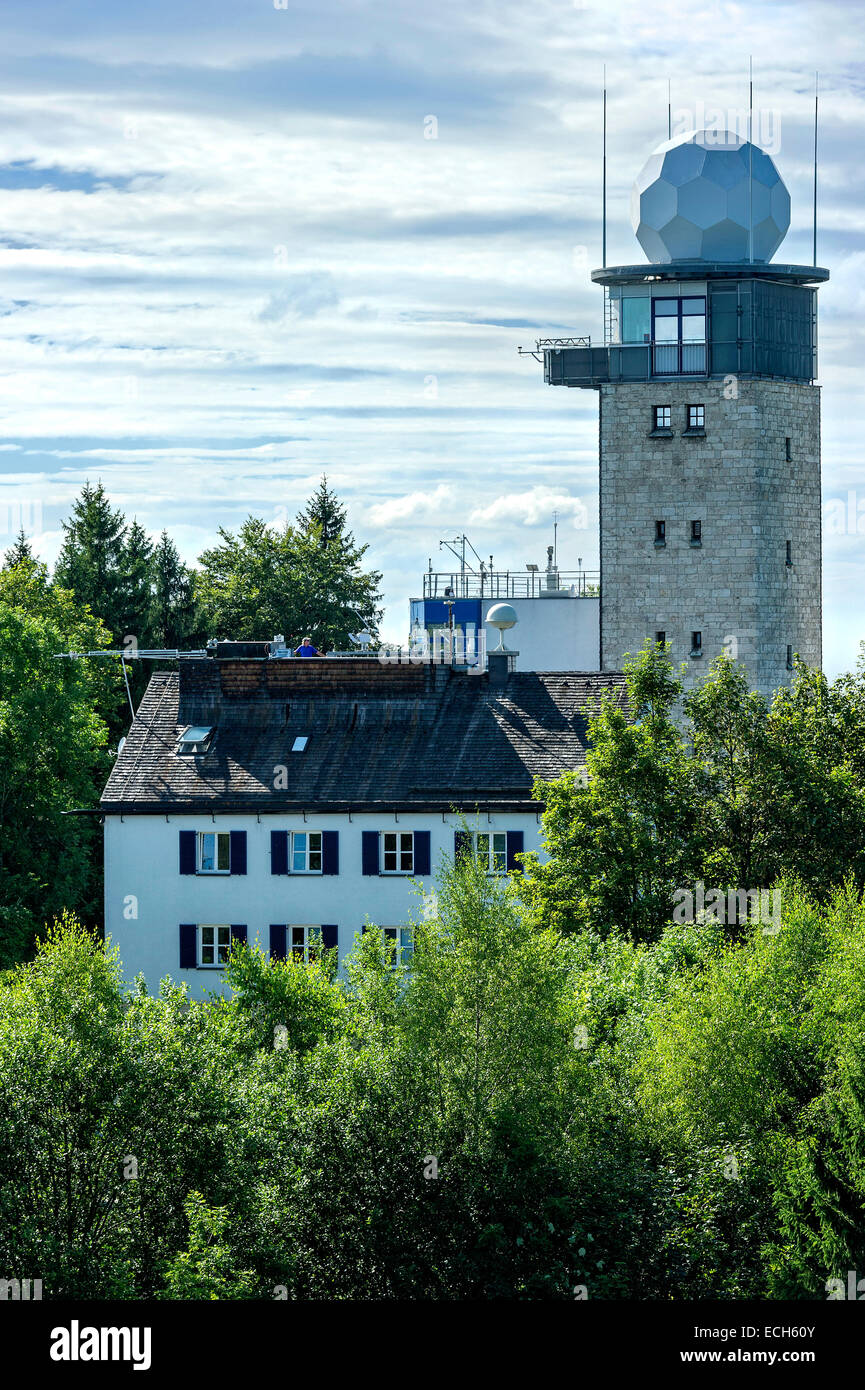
[{"left": 488, "top": 650, "right": 517, "bottom": 685}]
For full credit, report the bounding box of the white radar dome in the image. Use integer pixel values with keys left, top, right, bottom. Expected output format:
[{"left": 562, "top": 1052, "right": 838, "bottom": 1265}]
[{"left": 630, "top": 128, "right": 790, "bottom": 264}]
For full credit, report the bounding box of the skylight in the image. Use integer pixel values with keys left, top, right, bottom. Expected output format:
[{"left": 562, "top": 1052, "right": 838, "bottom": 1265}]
[
  {"left": 176, "top": 725, "right": 214, "bottom": 755},
  {"left": 291, "top": 736, "right": 309, "bottom": 753}
]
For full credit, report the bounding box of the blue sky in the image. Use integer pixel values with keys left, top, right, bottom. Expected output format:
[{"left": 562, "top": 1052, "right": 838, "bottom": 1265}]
[{"left": 0, "top": 0, "right": 863, "bottom": 673}]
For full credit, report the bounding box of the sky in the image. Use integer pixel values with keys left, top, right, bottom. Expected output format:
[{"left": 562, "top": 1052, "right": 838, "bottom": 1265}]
[{"left": 0, "top": 0, "right": 863, "bottom": 672}]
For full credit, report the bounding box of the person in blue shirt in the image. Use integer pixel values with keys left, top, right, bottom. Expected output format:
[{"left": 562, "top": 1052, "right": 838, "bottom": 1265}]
[{"left": 294, "top": 636, "right": 320, "bottom": 657}]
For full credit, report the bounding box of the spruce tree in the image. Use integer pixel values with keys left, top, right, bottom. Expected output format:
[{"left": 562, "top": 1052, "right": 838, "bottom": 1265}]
[
  {"left": 198, "top": 481, "right": 382, "bottom": 649},
  {"left": 117, "top": 519, "right": 154, "bottom": 650},
  {"left": 151, "top": 531, "right": 199, "bottom": 649},
  {"left": 295, "top": 475, "right": 348, "bottom": 547},
  {"left": 2, "top": 530, "right": 35, "bottom": 570},
  {"left": 54, "top": 482, "right": 127, "bottom": 643}
]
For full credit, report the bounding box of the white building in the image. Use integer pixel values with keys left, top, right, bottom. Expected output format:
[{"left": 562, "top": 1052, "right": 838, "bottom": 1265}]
[
  {"left": 101, "top": 645, "right": 625, "bottom": 999},
  {"left": 410, "top": 548, "right": 600, "bottom": 673}
]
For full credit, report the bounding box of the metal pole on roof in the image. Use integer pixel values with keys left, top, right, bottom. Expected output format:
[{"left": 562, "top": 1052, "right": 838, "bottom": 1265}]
[
  {"left": 121, "top": 657, "right": 135, "bottom": 722},
  {"left": 813, "top": 71, "right": 819, "bottom": 267},
  {"left": 748, "top": 56, "right": 754, "bottom": 263},
  {"left": 602, "top": 65, "right": 607, "bottom": 268}
]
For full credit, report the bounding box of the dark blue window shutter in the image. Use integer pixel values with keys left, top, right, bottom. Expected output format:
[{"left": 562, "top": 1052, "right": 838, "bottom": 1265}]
[
  {"left": 270, "top": 924, "right": 287, "bottom": 961},
  {"left": 362, "top": 831, "right": 380, "bottom": 875},
  {"left": 179, "top": 923, "right": 197, "bottom": 968},
  {"left": 322, "top": 831, "right": 339, "bottom": 875},
  {"left": 454, "top": 830, "right": 472, "bottom": 862},
  {"left": 413, "top": 830, "right": 431, "bottom": 876},
  {"left": 506, "top": 830, "right": 524, "bottom": 872},
  {"left": 230, "top": 924, "right": 247, "bottom": 948},
  {"left": 321, "top": 924, "right": 338, "bottom": 951},
  {"left": 229, "top": 830, "right": 247, "bottom": 875},
  {"left": 179, "top": 830, "right": 196, "bottom": 875},
  {"left": 271, "top": 830, "right": 288, "bottom": 875}
]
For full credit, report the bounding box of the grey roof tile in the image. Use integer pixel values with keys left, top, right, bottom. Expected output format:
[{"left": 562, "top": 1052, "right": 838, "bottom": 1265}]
[{"left": 100, "top": 659, "right": 628, "bottom": 813}]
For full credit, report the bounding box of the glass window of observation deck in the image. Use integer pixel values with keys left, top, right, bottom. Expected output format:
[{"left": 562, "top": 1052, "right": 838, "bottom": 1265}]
[
  {"left": 622, "top": 296, "right": 651, "bottom": 344},
  {"left": 652, "top": 296, "right": 706, "bottom": 375}
]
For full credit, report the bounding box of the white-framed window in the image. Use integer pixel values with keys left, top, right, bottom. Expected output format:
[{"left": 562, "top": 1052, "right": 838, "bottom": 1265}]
[
  {"left": 475, "top": 831, "right": 507, "bottom": 874},
  {"left": 290, "top": 925, "right": 321, "bottom": 964},
  {"left": 198, "top": 831, "right": 230, "bottom": 874},
  {"left": 199, "top": 925, "right": 231, "bottom": 968},
  {"left": 291, "top": 830, "right": 322, "bottom": 874},
  {"left": 653, "top": 404, "right": 671, "bottom": 430},
  {"left": 687, "top": 403, "right": 705, "bottom": 431},
  {"left": 176, "top": 725, "right": 213, "bottom": 756},
  {"left": 383, "top": 926, "right": 413, "bottom": 967},
  {"left": 383, "top": 832, "right": 414, "bottom": 874}
]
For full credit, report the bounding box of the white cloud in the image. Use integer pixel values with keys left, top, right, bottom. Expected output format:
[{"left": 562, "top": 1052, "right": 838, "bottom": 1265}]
[
  {"left": 367, "top": 483, "right": 455, "bottom": 527},
  {"left": 256, "top": 272, "right": 340, "bottom": 323},
  {"left": 470, "top": 486, "right": 589, "bottom": 530},
  {"left": 0, "top": 0, "right": 861, "bottom": 672}
]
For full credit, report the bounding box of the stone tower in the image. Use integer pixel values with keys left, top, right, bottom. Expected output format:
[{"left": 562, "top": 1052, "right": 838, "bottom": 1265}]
[{"left": 536, "top": 128, "right": 828, "bottom": 697}]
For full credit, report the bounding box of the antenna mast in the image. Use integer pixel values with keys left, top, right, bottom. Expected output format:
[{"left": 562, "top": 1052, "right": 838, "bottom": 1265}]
[
  {"left": 602, "top": 65, "right": 607, "bottom": 268},
  {"left": 748, "top": 56, "right": 754, "bottom": 263},
  {"left": 813, "top": 71, "right": 819, "bottom": 267},
  {"left": 667, "top": 77, "right": 671, "bottom": 140}
]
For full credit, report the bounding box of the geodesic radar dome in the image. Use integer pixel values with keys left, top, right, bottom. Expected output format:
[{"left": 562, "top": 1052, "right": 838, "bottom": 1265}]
[{"left": 630, "top": 129, "right": 790, "bottom": 263}]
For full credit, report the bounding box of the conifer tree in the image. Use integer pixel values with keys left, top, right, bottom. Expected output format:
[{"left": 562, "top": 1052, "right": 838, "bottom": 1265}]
[
  {"left": 198, "top": 481, "right": 381, "bottom": 649},
  {"left": 295, "top": 475, "right": 348, "bottom": 547},
  {"left": 54, "top": 482, "right": 127, "bottom": 643},
  {"left": 117, "top": 519, "right": 155, "bottom": 650},
  {"left": 1, "top": 529, "right": 35, "bottom": 570},
  {"left": 151, "top": 531, "right": 199, "bottom": 649}
]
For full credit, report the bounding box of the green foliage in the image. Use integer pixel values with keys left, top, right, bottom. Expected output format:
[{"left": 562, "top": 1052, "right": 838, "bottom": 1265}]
[
  {"left": 398, "top": 849, "right": 580, "bottom": 1145},
  {"left": 221, "top": 939, "right": 345, "bottom": 1054},
  {"left": 160, "top": 1194, "right": 256, "bottom": 1300},
  {"left": 150, "top": 530, "right": 199, "bottom": 649},
  {"left": 522, "top": 644, "right": 865, "bottom": 945},
  {"left": 53, "top": 481, "right": 128, "bottom": 643},
  {"left": 519, "top": 641, "right": 707, "bottom": 941},
  {"left": 9, "top": 494, "right": 865, "bottom": 1300},
  {"left": 2, "top": 529, "right": 35, "bottom": 569},
  {"left": 0, "top": 560, "right": 114, "bottom": 960},
  {"left": 0, "top": 916, "right": 250, "bottom": 1296},
  {"left": 195, "top": 479, "right": 382, "bottom": 649},
  {"left": 6, "top": 867, "right": 865, "bottom": 1300},
  {"left": 626, "top": 882, "right": 865, "bottom": 1296},
  {"left": 295, "top": 474, "right": 348, "bottom": 546},
  {"left": 52, "top": 482, "right": 204, "bottom": 741}
]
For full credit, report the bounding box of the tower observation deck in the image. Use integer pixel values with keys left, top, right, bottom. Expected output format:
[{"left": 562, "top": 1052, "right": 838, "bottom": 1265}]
[{"left": 521, "top": 128, "right": 830, "bottom": 697}]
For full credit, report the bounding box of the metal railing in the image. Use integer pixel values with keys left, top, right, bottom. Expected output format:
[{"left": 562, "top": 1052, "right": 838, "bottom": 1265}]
[
  {"left": 542, "top": 339, "right": 709, "bottom": 384},
  {"left": 422, "top": 570, "right": 600, "bottom": 599},
  {"left": 538, "top": 334, "right": 814, "bottom": 386}
]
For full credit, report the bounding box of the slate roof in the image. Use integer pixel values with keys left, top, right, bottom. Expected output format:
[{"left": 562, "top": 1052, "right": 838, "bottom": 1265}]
[{"left": 99, "top": 657, "right": 628, "bottom": 814}]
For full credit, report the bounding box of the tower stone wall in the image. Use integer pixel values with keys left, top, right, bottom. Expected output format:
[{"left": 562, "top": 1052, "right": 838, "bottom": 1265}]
[{"left": 598, "top": 377, "right": 821, "bottom": 697}]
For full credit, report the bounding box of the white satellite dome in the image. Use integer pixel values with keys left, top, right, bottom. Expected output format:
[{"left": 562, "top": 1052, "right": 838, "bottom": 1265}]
[
  {"left": 487, "top": 602, "right": 517, "bottom": 630},
  {"left": 630, "top": 128, "right": 790, "bottom": 264},
  {"left": 487, "top": 602, "right": 518, "bottom": 651}
]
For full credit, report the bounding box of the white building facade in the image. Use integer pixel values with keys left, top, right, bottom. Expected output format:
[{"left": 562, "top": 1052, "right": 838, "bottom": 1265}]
[
  {"left": 105, "top": 809, "right": 541, "bottom": 1000},
  {"left": 100, "top": 649, "right": 626, "bottom": 999}
]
